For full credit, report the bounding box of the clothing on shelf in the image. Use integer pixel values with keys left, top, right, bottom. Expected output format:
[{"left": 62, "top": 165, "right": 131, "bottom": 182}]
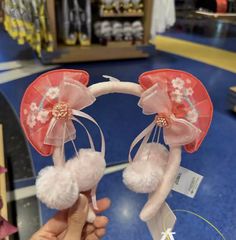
[
  {"left": 151, "top": 0, "right": 176, "bottom": 37},
  {"left": 3, "top": 0, "right": 54, "bottom": 56},
  {"left": 57, "top": 0, "right": 91, "bottom": 46}
]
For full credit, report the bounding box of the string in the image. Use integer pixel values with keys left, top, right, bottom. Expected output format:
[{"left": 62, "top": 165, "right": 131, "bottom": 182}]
[
  {"left": 60, "top": 122, "right": 66, "bottom": 166},
  {"left": 128, "top": 120, "right": 156, "bottom": 162},
  {"left": 65, "top": 123, "right": 80, "bottom": 161},
  {"left": 156, "top": 126, "right": 162, "bottom": 144},
  {"left": 162, "top": 209, "right": 226, "bottom": 240},
  {"left": 72, "top": 117, "right": 95, "bottom": 150},
  {"left": 146, "top": 124, "right": 158, "bottom": 162},
  {"left": 72, "top": 110, "right": 105, "bottom": 158}
]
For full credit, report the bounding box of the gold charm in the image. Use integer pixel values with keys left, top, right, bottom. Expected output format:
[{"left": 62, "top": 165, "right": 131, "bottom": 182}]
[
  {"left": 52, "top": 102, "right": 72, "bottom": 120},
  {"left": 156, "top": 115, "right": 169, "bottom": 127}
]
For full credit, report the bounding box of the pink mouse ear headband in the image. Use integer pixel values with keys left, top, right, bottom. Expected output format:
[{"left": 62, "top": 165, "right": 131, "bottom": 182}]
[{"left": 20, "top": 69, "right": 213, "bottom": 224}]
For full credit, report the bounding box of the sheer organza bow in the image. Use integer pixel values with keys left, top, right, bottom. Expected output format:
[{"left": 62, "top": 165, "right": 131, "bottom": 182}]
[
  {"left": 138, "top": 83, "right": 201, "bottom": 147},
  {"left": 44, "top": 78, "right": 96, "bottom": 147}
]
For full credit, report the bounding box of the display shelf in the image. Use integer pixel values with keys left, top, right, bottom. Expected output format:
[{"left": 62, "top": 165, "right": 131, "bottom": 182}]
[
  {"left": 100, "top": 12, "right": 144, "bottom": 18},
  {"left": 107, "top": 41, "right": 143, "bottom": 47},
  {"left": 39, "top": 0, "right": 153, "bottom": 63},
  {"left": 41, "top": 43, "right": 149, "bottom": 63},
  {"left": 196, "top": 10, "right": 236, "bottom": 17}
]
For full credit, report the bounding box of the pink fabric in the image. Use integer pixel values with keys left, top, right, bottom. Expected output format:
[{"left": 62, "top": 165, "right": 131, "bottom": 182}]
[
  {"left": 138, "top": 83, "right": 201, "bottom": 147},
  {"left": 0, "top": 166, "right": 7, "bottom": 174},
  {"left": 0, "top": 171, "right": 17, "bottom": 238},
  {"left": 139, "top": 69, "right": 213, "bottom": 153},
  {"left": 0, "top": 217, "right": 18, "bottom": 239},
  {"left": 20, "top": 69, "right": 95, "bottom": 156}
]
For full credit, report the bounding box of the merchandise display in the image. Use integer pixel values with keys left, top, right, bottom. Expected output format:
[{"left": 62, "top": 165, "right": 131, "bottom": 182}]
[
  {"left": 151, "top": 0, "right": 176, "bottom": 35},
  {"left": 94, "top": 20, "right": 143, "bottom": 43},
  {"left": 56, "top": 0, "right": 91, "bottom": 46},
  {"left": 2, "top": 0, "right": 154, "bottom": 62},
  {"left": 100, "top": 0, "right": 144, "bottom": 15},
  {"left": 20, "top": 68, "right": 213, "bottom": 238},
  {"left": 3, "top": 0, "right": 54, "bottom": 55},
  {"left": 196, "top": 0, "right": 236, "bottom": 13}
]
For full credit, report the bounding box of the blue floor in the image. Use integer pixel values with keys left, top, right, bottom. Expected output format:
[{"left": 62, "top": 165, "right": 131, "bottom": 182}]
[{"left": 1, "top": 22, "right": 236, "bottom": 239}]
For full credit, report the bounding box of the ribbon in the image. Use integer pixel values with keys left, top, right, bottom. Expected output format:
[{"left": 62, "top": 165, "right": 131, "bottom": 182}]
[
  {"left": 44, "top": 78, "right": 96, "bottom": 147},
  {"left": 39, "top": 79, "right": 105, "bottom": 209},
  {"left": 129, "top": 83, "right": 201, "bottom": 161}
]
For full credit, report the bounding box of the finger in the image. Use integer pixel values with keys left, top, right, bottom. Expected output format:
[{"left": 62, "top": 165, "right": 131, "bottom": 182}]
[
  {"left": 39, "top": 209, "right": 68, "bottom": 236},
  {"left": 93, "top": 216, "right": 109, "bottom": 228},
  {"left": 92, "top": 198, "right": 111, "bottom": 214},
  {"left": 64, "top": 194, "right": 89, "bottom": 240},
  {"left": 85, "top": 233, "right": 99, "bottom": 240},
  {"left": 30, "top": 231, "right": 57, "bottom": 240},
  {"left": 83, "top": 224, "right": 95, "bottom": 234},
  {"left": 95, "top": 228, "right": 106, "bottom": 238}
]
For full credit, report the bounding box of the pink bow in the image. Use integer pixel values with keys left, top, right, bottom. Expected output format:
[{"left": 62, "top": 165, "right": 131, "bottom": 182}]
[
  {"left": 0, "top": 216, "right": 18, "bottom": 239},
  {"left": 138, "top": 83, "right": 201, "bottom": 147},
  {"left": 44, "top": 78, "right": 96, "bottom": 147},
  {"left": 0, "top": 166, "right": 7, "bottom": 174},
  {"left": 0, "top": 168, "right": 17, "bottom": 238}
]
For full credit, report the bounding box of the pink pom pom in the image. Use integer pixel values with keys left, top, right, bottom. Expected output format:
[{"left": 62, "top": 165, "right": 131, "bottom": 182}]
[
  {"left": 66, "top": 149, "right": 106, "bottom": 192},
  {"left": 123, "top": 143, "right": 168, "bottom": 193},
  {"left": 36, "top": 166, "right": 79, "bottom": 210}
]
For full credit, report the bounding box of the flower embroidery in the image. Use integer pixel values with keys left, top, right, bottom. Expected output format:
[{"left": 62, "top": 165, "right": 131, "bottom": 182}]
[
  {"left": 172, "top": 94, "right": 182, "bottom": 103},
  {"left": 170, "top": 78, "right": 194, "bottom": 104},
  {"left": 36, "top": 110, "right": 49, "bottom": 124},
  {"left": 185, "top": 87, "right": 194, "bottom": 96},
  {"left": 23, "top": 109, "right": 28, "bottom": 115},
  {"left": 30, "top": 102, "right": 38, "bottom": 111},
  {"left": 171, "top": 89, "right": 183, "bottom": 103},
  {"left": 186, "top": 79, "right": 191, "bottom": 84},
  {"left": 26, "top": 114, "right": 36, "bottom": 128},
  {"left": 186, "top": 109, "right": 198, "bottom": 123},
  {"left": 172, "top": 77, "right": 184, "bottom": 89},
  {"left": 174, "top": 89, "right": 181, "bottom": 95},
  {"left": 46, "top": 87, "right": 60, "bottom": 100}
]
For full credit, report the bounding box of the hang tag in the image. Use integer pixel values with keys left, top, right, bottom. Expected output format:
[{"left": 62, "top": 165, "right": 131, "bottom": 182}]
[
  {"left": 172, "top": 166, "right": 203, "bottom": 198},
  {"left": 146, "top": 202, "right": 176, "bottom": 240}
]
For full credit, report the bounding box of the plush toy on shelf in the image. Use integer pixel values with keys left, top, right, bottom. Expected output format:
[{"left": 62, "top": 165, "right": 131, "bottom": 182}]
[
  {"left": 132, "top": 20, "right": 144, "bottom": 41},
  {"left": 112, "top": 21, "right": 123, "bottom": 41},
  {"left": 131, "top": 0, "right": 144, "bottom": 13},
  {"left": 123, "top": 22, "right": 133, "bottom": 41},
  {"left": 101, "top": 0, "right": 115, "bottom": 14},
  {"left": 94, "top": 21, "right": 112, "bottom": 44},
  {"left": 120, "top": 0, "right": 132, "bottom": 13}
]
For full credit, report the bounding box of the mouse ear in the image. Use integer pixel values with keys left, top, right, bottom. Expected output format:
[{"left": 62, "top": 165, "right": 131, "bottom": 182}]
[
  {"left": 139, "top": 69, "right": 213, "bottom": 153},
  {"left": 20, "top": 69, "right": 90, "bottom": 156}
]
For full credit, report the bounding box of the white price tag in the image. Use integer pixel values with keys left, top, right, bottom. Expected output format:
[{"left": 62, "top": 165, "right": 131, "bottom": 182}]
[
  {"left": 172, "top": 166, "right": 203, "bottom": 198},
  {"left": 146, "top": 202, "right": 176, "bottom": 240}
]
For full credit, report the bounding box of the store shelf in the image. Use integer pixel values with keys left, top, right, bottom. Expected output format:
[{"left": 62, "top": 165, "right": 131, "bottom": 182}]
[
  {"left": 40, "top": 0, "right": 152, "bottom": 63},
  {"left": 41, "top": 43, "right": 149, "bottom": 64},
  {"left": 196, "top": 11, "right": 236, "bottom": 17},
  {"left": 100, "top": 12, "right": 144, "bottom": 18}
]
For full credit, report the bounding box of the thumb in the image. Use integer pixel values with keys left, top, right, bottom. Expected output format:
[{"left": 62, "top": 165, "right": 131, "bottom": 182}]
[{"left": 64, "top": 194, "right": 89, "bottom": 240}]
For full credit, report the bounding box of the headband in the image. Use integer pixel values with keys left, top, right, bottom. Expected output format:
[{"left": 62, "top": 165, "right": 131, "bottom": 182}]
[{"left": 20, "top": 69, "right": 213, "bottom": 229}]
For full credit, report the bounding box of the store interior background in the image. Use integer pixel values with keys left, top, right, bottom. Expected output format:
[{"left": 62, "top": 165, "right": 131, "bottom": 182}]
[{"left": 0, "top": 0, "right": 236, "bottom": 239}]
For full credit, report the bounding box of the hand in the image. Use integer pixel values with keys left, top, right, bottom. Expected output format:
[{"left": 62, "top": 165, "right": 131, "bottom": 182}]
[{"left": 31, "top": 195, "right": 111, "bottom": 240}]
